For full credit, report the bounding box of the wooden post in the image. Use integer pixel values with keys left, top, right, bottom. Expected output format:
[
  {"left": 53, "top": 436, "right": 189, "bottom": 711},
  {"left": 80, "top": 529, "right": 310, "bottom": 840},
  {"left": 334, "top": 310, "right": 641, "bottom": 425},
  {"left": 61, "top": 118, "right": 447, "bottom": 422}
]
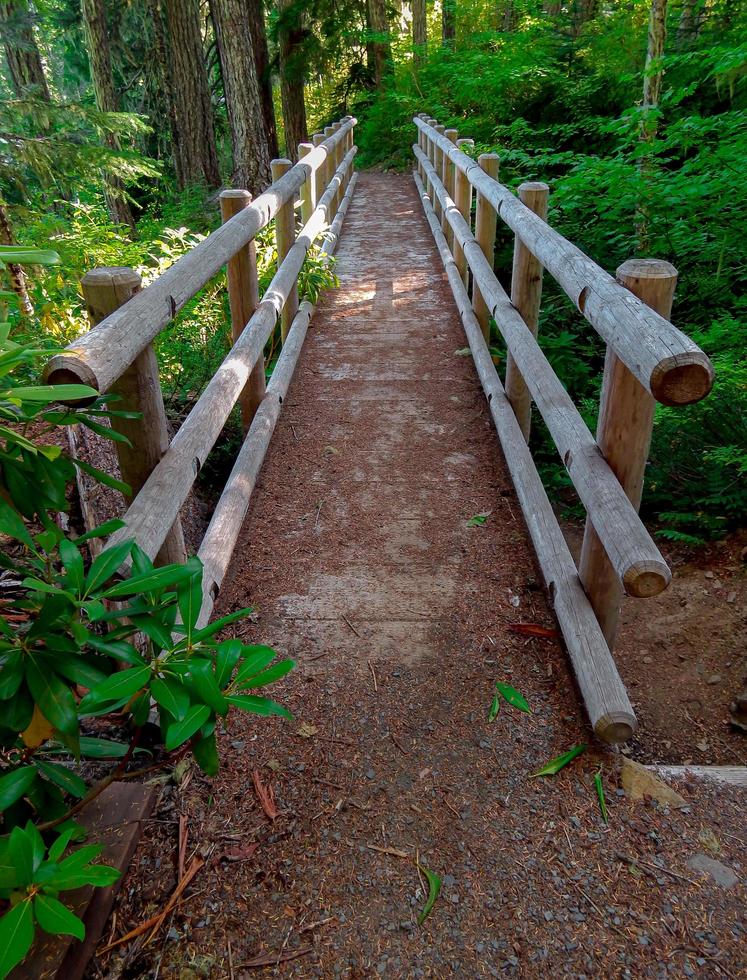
[
  {"left": 271, "top": 158, "right": 298, "bottom": 343},
  {"left": 219, "top": 190, "right": 266, "bottom": 432},
  {"left": 579, "top": 258, "right": 678, "bottom": 648},
  {"left": 425, "top": 120, "right": 437, "bottom": 204},
  {"left": 443, "top": 128, "right": 458, "bottom": 247},
  {"left": 80, "top": 267, "right": 186, "bottom": 565},
  {"left": 433, "top": 124, "right": 446, "bottom": 224},
  {"left": 323, "top": 125, "right": 335, "bottom": 201},
  {"left": 454, "top": 138, "right": 474, "bottom": 285},
  {"left": 312, "top": 133, "right": 325, "bottom": 211},
  {"left": 331, "top": 121, "right": 342, "bottom": 217},
  {"left": 297, "top": 143, "right": 314, "bottom": 224},
  {"left": 504, "top": 181, "right": 549, "bottom": 441},
  {"left": 472, "top": 152, "right": 499, "bottom": 342}
]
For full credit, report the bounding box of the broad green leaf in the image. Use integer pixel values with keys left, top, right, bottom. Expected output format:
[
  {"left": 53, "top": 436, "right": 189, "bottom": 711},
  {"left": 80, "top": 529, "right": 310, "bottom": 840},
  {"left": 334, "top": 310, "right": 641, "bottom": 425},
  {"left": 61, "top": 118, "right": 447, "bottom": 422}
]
[
  {"left": 59, "top": 539, "right": 84, "bottom": 593},
  {"left": 25, "top": 658, "right": 78, "bottom": 737},
  {"left": 0, "top": 766, "right": 36, "bottom": 811},
  {"left": 48, "top": 828, "right": 75, "bottom": 863},
  {"left": 0, "top": 899, "right": 34, "bottom": 978},
  {"left": 102, "top": 562, "right": 195, "bottom": 599},
  {"left": 35, "top": 760, "right": 87, "bottom": 799},
  {"left": 11, "top": 385, "right": 97, "bottom": 403},
  {"left": 76, "top": 518, "right": 126, "bottom": 543},
  {"left": 495, "top": 682, "right": 531, "bottom": 714},
  {"left": 0, "top": 652, "right": 24, "bottom": 699},
  {"left": 0, "top": 496, "right": 35, "bottom": 549},
  {"left": 176, "top": 557, "right": 204, "bottom": 636},
  {"left": 215, "top": 639, "right": 242, "bottom": 688},
  {"left": 164, "top": 703, "right": 211, "bottom": 751},
  {"left": 417, "top": 865, "right": 442, "bottom": 926},
  {"left": 0, "top": 245, "right": 59, "bottom": 264},
  {"left": 187, "top": 662, "right": 227, "bottom": 714},
  {"left": 487, "top": 695, "right": 500, "bottom": 722},
  {"left": 77, "top": 664, "right": 150, "bottom": 713},
  {"left": 236, "top": 659, "right": 295, "bottom": 690},
  {"left": 193, "top": 732, "right": 219, "bottom": 776},
  {"left": 34, "top": 894, "right": 85, "bottom": 940},
  {"left": 226, "top": 694, "right": 292, "bottom": 719},
  {"left": 8, "top": 826, "right": 34, "bottom": 884},
  {"left": 466, "top": 512, "right": 491, "bottom": 527},
  {"left": 43, "top": 736, "right": 132, "bottom": 759},
  {"left": 191, "top": 606, "right": 254, "bottom": 642},
  {"left": 151, "top": 676, "right": 189, "bottom": 720},
  {"left": 85, "top": 635, "right": 145, "bottom": 666},
  {"left": 530, "top": 744, "right": 587, "bottom": 778},
  {"left": 594, "top": 769, "right": 608, "bottom": 825},
  {"left": 84, "top": 540, "right": 133, "bottom": 594},
  {"left": 232, "top": 646, "right": 277, "bottom": 686}
]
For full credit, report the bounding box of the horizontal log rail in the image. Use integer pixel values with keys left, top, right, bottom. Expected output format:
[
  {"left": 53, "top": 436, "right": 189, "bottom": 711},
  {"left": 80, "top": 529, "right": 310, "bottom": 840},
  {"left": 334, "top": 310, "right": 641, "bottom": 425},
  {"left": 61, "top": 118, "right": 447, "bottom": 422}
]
[
  {"left": 45, "top": 117, "right": 356, "bottom": 394},
  {"left": 414, "top": 116, "right": 713, "bottom": 407},
  {"left": 413, "top": 112, "right": 715, "bottom": 742}
]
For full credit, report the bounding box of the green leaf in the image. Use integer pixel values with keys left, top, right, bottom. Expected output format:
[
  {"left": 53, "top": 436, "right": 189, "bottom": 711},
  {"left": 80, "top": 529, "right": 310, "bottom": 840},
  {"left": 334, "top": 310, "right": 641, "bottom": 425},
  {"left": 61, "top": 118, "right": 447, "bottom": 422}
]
[
  {"left": 76, "top": 518, "right": 126, "bottom": 543},
  {"left": 466, "top": 511, "right": 491, "bottom": 527},
  {"left": 225, "top": 694, "right": 292, "bottom": 719},
  {"left": 11, "top": 385, "right": 97, "bottom": 403},
  {"left": 0, "top": 245, "right": 59, "bottom": 264},
  {"left": 84, "top": 540, "right": 133, "bottom": 594},
  {"left": 193, "top": 732, "right": 219, "bottom": 776},
  {"left": 487, "top": 695, "right": 500, "bottom": 722},
  {"left": 152, "top": 676, "right": 189, "bottom": 721},
  {"left": 495, "top": 682, "right": 531, "bottom": 714},
  {"left": 594, "top": 769, "right": 608, "bottom": 825},
  {"left": 235, "top": 659, "right": 295, "bottom": 690},
  {"left": 25, "top": 658, "right": 78, "bottom": 737},
  {"left": 44, "top": 736, "right": 131, "bottom": 759},
  {"left": 0, "top": 899, "right": 34, "bottom": 978},
  {"left": 8, "top": 826, "right": 34, "bottom": 884},
  {"left": 35, "top": 760, "right": 87, "bottom": 799},
  {"left": 34, "top": 894, "right": 85, "bottom": 940},
  {"left": 0, "top": 496, "right": 35, "bottom": 549},
  {"left": 530, "top": 744, "right": 587, "bottom": 778},
  {"left": 417, "top": 866, "right": 442, "bottom": 926},
  {"left": 77, "top": 664, "right": 151, "bottom": 714},
  {"left": 187, "top": 662, "right": 227, "bottom": 714},
  {"left": 85, "top": 635, "right": 145, "bottom": 666},
  {"left": 232, "top": 646, "right": 277, "bottom": 686},
  {"left": 176, "top": 557, "right": 204, "bottom": 636},
  {"left": 101, "top": 563, "right": 195, "bottom": 599},
  {"left": 48, "top": 828, "right": 75, "bottom": 863},
  {"left": 0, "top": 652, "right": 24, "bottom": 699},
  {"left": 215, "top": 639, "right": 242, "bottom": 688},
  {"left": 191, "top": 607, "right": 254, "bottom": 642},
  {"left": 0, "top": 766, "right": 36, "bottom": 812},
  {"left": 59, "top": 539, "right": 84, "bottom": 593},
  {"left": 164, "top": 703, "right": 211, "bottom": 751}
]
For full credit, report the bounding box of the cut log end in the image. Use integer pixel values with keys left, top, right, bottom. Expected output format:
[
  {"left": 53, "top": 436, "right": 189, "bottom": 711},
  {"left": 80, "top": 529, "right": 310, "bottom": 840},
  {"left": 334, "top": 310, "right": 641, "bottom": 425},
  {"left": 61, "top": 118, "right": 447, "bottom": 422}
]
[
  {"left": 44, "top": 354, "right": 101, "bottom": 393},
  {"left": 594, "top": 710, "right": 637, "bottom": 744},
  {"left": 650, "top": 354, "right": 715, "bottom": 407},
  {"left": 622, "top": 559, "right": 671, "bottom": 598}
]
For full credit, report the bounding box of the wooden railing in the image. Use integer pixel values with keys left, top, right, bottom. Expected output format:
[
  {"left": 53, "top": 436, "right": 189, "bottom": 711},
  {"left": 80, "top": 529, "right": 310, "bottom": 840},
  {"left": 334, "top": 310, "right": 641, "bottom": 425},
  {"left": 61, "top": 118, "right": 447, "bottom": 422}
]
[
  {"left": 46, "top": 116, "right": 357, "bottom": 625},
  {"left": 413, "top": 113, "right": 714, "bottom": 743}
]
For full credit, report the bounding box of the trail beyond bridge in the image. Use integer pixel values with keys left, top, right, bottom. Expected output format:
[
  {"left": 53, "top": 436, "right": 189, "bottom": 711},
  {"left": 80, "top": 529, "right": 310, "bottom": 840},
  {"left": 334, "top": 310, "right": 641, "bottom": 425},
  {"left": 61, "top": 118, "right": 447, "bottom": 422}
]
[{"left": 41, "top": 118, "right": 746, "bottom": 977}]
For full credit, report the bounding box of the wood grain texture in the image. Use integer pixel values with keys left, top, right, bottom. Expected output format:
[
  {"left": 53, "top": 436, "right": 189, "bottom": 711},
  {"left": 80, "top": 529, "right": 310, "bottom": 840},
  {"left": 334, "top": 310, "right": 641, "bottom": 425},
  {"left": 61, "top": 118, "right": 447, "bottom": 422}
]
[
  {"left": 453, "top": 138, "right": 474, "bottom": 284},
  {"left": 414, "top": 116, "right": 713, "bottom": 405},
  {"left": 472, "top": 153, "right": 499, "bottom": 341},
  {"left": 413, "top": 170, "right": 636, "bottom": 743},
  {"left": 271, "top": 158, "right": 299, "bottom": 342}
]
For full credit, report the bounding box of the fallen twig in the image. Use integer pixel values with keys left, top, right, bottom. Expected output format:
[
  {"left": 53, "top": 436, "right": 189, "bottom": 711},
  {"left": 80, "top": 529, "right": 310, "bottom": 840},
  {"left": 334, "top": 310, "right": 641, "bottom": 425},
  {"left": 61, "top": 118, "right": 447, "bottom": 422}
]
[
  {"left": 614, "top": 852, "right": 699, "bottom": 886},
  {"left": 241, "top": 945, "right": 313, "bottom": 969},
  {"left": 342, "top": 613, "right": 361, "bottom": 637},
  {"left": 252, "top": 769, "right": 279, "bottom": 820},
  {"left": 368, "top": 659, "right": 378, "bottom": 692}
]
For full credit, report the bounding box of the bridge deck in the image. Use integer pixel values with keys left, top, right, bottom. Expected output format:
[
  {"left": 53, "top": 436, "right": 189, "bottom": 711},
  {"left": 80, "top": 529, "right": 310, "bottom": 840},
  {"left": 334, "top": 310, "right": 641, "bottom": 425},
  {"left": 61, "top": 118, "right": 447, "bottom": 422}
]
[{"left": 164, "top": 175, "right": 742, "bottom": 975}]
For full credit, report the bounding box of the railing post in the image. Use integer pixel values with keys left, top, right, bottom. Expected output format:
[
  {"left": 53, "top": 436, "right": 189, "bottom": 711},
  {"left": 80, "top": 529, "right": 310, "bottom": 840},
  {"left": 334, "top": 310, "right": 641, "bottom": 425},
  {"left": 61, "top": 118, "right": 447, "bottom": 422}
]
[
  {"left": 271, "top": 158, "right": 299, "bottom": 343},
  {"left": 579, "top": 258, "right": 678, "bottom": 648},
  {"left": 219, "top": 190, "right": 266, "bottom": 433},
  {"left": 472, "top": 152, "right": 500, "bottom": 342},
  {"left": 323, "top": 125, "right": 335, "bottom": 202},
  {"left": 297, "top": 143, "right": 315, "bottom": 224},
  {"left": 433, "top": 124, "right": 446, "bottom": 224},
  {"left": 504, "top": 181, "right": 549, "bottom": 441},
  {"left": 330, "top": 121, "right": 342, "bottom": 218},
  {"left": 425, "top": 120, "right": 437, "bottom": 205},
  {"left": 454, "top": 138, "right": 474, "bottom": 285},
  {"left": 312, "top": 132, "right": 325, "bottom": 211},
  {"left": 443, "top": 128, "right": 458, "bottom": 247},
  {"left": 80, "top": 267, "right": 187, "bottom": 565}
]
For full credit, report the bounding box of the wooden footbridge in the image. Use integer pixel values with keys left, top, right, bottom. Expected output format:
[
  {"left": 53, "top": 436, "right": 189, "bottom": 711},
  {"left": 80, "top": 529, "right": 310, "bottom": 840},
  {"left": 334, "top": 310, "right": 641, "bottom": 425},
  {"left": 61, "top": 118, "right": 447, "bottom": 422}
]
[{"left": 47, "top": 115, "right": 713, "bottom": 745}]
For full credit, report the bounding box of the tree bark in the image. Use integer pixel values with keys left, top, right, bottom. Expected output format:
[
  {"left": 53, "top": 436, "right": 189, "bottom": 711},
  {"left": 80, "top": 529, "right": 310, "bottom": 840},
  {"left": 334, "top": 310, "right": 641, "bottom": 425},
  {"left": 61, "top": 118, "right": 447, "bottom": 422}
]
[
  {"left": 637, "top": 0, "right": 668, "bottom": 249},
  {"left": 412, "top": 0, "right": 426, "bottom": 64},
  {"left": 0, "top": 202, "right": 33, "bottom": 316},
  {"left": 147, "top": 0, "right": 183, "bottom": 185},
  {"left": 163, "top": 0, "right": 221, "bottom": 188},
  {"left": 246, "top": 0, "right": 278, "bottom": 159},
  {"left": 278, "top": 0, "right": 307, "bottom": 159},
  {"left": 442, "top": 0, "right": 456, "bottom": 46},
  {"left": 1, "top": 0, "right": 50, "bottom": 98},
  {"left": 81, "top": 0, "right": 136, "bottom": 230},
  {"left": 367, "top": 0, "right": 392, "bottom": 86},
  {"left": 209, "top": 0, "right": 271, "bottom": 193}
]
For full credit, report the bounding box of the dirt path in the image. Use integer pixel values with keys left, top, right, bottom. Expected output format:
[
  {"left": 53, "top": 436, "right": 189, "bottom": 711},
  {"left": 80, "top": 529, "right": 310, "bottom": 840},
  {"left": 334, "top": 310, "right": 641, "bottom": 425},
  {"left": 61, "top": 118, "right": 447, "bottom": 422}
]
[{"left": 104, "top": 174, "right": 745, "bottom": 979}]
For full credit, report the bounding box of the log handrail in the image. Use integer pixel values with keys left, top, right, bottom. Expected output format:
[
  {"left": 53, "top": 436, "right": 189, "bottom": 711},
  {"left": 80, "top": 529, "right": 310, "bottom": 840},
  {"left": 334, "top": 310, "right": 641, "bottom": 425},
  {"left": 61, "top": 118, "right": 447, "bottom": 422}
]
[
  {"left": 45, "top": 118, "right": 356, "bottom": 394},
  {"left": 414, "top": 115, "right": 713, "bottom": 407}
]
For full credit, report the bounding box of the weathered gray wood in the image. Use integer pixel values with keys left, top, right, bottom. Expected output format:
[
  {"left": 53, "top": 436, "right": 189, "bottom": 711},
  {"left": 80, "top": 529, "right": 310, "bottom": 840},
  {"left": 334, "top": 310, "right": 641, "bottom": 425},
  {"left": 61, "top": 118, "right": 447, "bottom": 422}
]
[
  {"left": 453, "top": 138, "right": 474, "bottom": 284},
  {"left": 272, "top": 158, "right": 299, "bottom": 343},
  {"left": 651, "top": 765, "right": 747, "bottom": 788},
  {"left": 414, "top": 116, "right": 713, "bottom": 406},
  {"left": 579, "top": 259, "right": 678, "bottom": 646},
  {"left": 297, "top": 142, "right": 315, "bottom": 223},
  {"left": 442, "top": 128, "right": 458, "bottom": 246},
  {"left": 505, "top": 181, "right": 549, "bottom": 441},
  {"left": 415, "top": 145, "right": 669, "bottom": 599},
  {"left": 220, "top": 190, "right": 265, "bottom": 432},
  {"left": 472, "top": 153, "right": 499, "bottom": 341},
  {"left": 45, "top": 117, "right": 356, "bottom": 394},
  {"left": 433, "top": 123, "right": 445, "bottom": 224},
  {"left": 197, "top": 172, "right": 359, "bottom": 626},
  {"left": 105, "top": 147, "right": 357, "bottom": 564},
  {"left": 413, "top": 170, "right": 636, "bottom": 743},
  {"left": 80, "top": 267, "right": 186, "bottom": 565}
]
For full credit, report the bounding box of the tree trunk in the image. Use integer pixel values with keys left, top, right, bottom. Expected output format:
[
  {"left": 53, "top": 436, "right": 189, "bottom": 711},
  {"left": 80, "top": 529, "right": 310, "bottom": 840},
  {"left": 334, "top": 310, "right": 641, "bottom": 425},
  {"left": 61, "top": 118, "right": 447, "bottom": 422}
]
[
  {"left": 209, "top": 0, "right": 271, "bottom": 193},
  {"left": 278, "top": 0, "right": 307, "bottom": 159},
  {"left": 367, "top": 0, "right": 392, "bottom": 86},
  {"left": 412, "top": 0, "right": 426, "bottom": 64},
  {"left": 637, "top": 0, "right": 668, "bottom": 249},
  {"left": 442, "top": 0, "right": 456, "bottom": 46},
  {"left": 246, "top": 0, "right": 278, "bottom": 159},
  {"left": 1, "top": 0, "right": 50, "bottom": 99},
  {"left": 0, "top": 202, "right": 33, "bottom": 316},
  {"left": 148, "top": 0, "right": 183, "bottom": 185},
  {"left": 676, "top": 0, "right": 702, "bottom": 47},
  {"left": 570, "top": 0, "right": 598, "bottom": 36},
  {"left": 163, "top": 0, "right": 221, "bottom": 188},
  {"left": 81, "top": 0, "right": 136, "bottom": 230}
]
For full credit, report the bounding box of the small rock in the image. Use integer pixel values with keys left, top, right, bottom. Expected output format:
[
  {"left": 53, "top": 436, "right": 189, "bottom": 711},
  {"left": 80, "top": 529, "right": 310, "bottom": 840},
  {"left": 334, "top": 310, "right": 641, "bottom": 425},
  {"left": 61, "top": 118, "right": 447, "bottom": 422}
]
[
  {"left": 704, "top": 571, "right": 714, "bottom": 579},
  {"left": 696, "top": 740, "right": 709, "bottom": 752},
  {"left": 687, "top": 853, "right": 739, "bottom": 888},
  {"left": 707, "top": 674, "right": 722, "bottom": 685},
  {"left": 726, "top": 591, "right": 737, "bottom": 603},
  {"left": 620, "top": 759, "right": 687, "bottom": 809},
  {"left": 643, "top": 656, "right": 653, "bottom": 664}
]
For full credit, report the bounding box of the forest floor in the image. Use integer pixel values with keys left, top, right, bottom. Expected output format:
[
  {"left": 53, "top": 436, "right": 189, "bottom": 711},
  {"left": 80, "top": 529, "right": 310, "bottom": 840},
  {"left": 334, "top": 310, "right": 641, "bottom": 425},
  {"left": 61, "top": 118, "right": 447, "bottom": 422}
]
[{"left": 91, "top": 174, "right": 744, "bottom": 979}]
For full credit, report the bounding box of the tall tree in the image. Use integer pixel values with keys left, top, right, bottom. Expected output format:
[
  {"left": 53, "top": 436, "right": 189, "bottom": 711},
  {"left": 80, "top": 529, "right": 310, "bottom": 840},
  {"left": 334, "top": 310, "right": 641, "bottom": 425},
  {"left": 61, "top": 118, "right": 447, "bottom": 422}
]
[
  {"left": 246, "top": 0, "right": 278, "bottom": 159},
  {"left": 0, "top": 203, "right": 33, "bottom": 315},
  {"left": 442, "top": 0, "right": 456, "bottom": 45},
  {"left": 147, "top": 0, "right": 183, "bottom": 184},
  {"left": 163, "top": 0, "right": 220, "bottom": 188},
  {"left": 209, "top": 0, "right": 271, "bottom": 193},
  {"left": 637, "top": 0, "right": 668, "bottom": 248},
  {"left": 367, "top": 0, "right": 392, "bottom": 86},
  {"left": 81, "top": 0, "right": 136, "bottom": 229},
  {"left": 412, "top": 0, "right": 426, "bottom": 64},
  {"left": 278, "top": 0, "right": 308, "bottom": 160},
  {"left": 1, "top": 0, "right": 50, "bottom": 99}
]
